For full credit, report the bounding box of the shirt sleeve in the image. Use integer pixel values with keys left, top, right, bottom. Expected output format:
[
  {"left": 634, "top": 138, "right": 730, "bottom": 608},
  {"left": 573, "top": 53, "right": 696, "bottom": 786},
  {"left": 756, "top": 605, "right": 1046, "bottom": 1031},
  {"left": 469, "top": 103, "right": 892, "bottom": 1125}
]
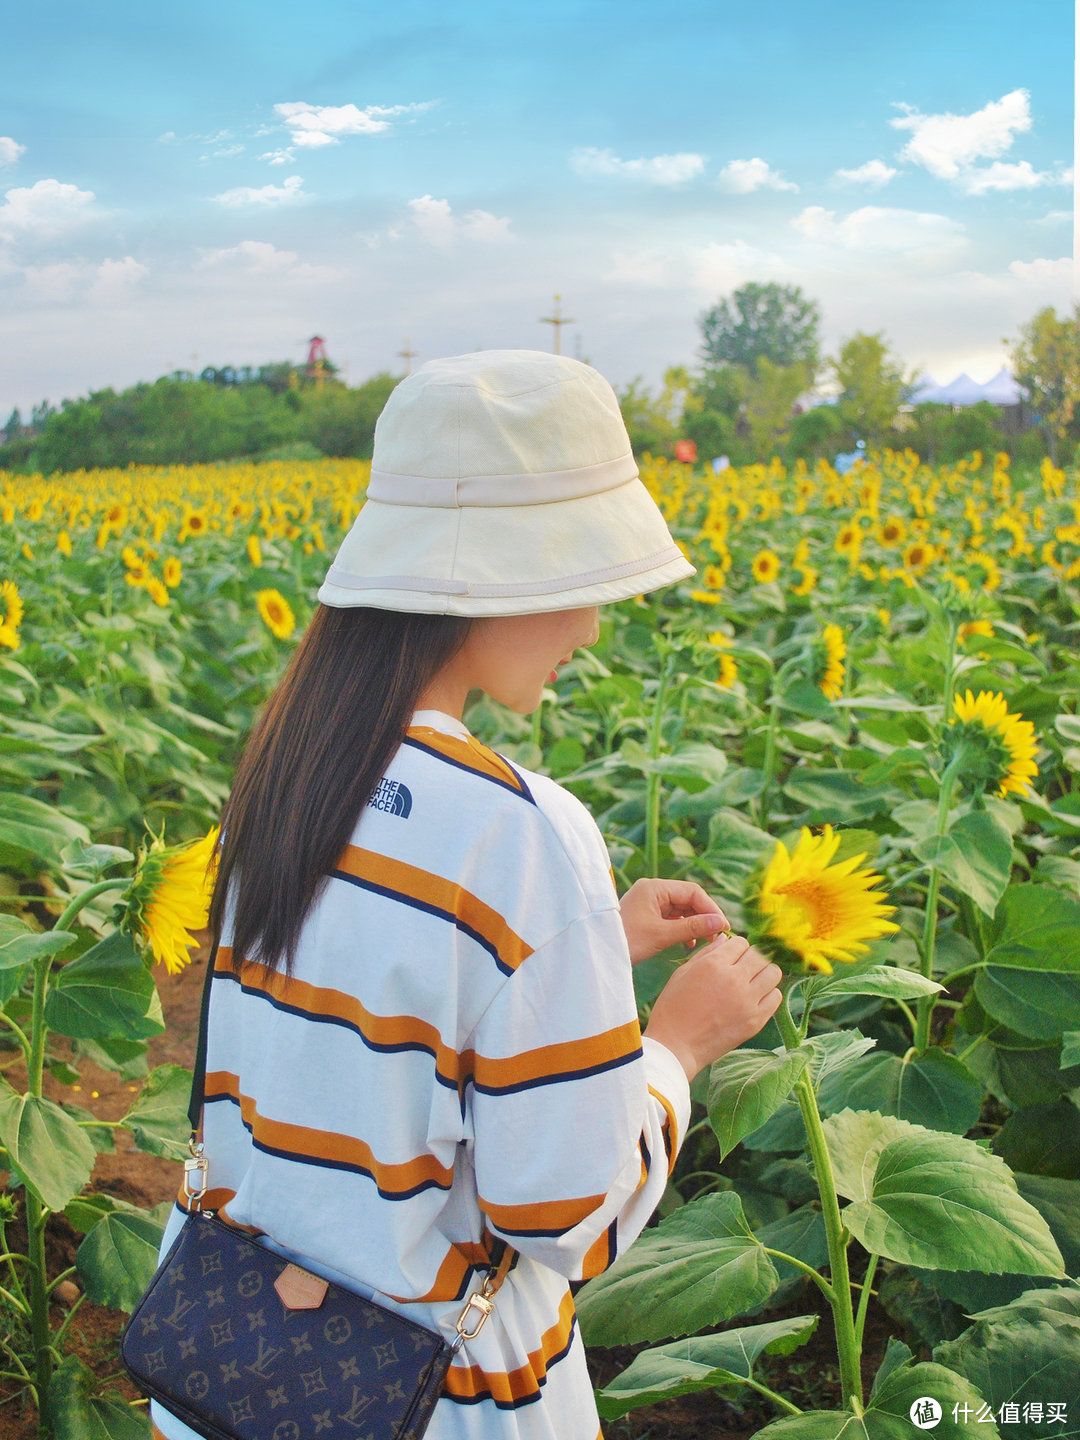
[{"left": 466, "top": 906, "right": 692, "bottom": 1281}]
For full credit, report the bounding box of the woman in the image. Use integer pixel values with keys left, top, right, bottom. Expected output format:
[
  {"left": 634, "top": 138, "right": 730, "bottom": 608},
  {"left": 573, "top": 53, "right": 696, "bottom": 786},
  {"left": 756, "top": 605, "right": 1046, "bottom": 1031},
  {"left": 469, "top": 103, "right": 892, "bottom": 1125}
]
[{"left": 151, "top": 350, "right": 782, "bottom": 1440}]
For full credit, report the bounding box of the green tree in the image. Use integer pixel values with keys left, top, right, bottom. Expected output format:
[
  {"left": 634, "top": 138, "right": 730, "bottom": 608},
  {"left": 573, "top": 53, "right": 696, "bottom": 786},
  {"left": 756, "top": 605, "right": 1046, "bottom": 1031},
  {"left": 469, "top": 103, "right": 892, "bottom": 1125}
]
[
  {"left": 743, "top": 359, "right": 809, "bottom": 460},
  {"left": 1010, "top": 305, "right": 1080, "bottom": 461},
  {"left": 831, "top": 331, "right": 907, "bottom": 444},
  {"left": 616, "top": 367, "right": 696, "bottom": 457},
  {"left": 699, "top": 282, "right": 821, "bottom": 375}
]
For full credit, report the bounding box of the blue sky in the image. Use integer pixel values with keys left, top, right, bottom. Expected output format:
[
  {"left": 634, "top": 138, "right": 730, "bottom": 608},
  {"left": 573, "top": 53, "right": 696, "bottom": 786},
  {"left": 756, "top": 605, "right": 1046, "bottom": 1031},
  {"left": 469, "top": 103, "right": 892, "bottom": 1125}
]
[{"left": 0, "top": 0, "right": 1073, "bottom": 417}]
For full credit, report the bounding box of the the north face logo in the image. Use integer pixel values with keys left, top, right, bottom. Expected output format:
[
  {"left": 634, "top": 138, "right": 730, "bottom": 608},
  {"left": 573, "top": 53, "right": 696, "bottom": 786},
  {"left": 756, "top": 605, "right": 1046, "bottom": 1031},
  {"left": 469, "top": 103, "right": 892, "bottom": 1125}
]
[{"left": 368, "top": 779, "right": 412, "bottom": 818}]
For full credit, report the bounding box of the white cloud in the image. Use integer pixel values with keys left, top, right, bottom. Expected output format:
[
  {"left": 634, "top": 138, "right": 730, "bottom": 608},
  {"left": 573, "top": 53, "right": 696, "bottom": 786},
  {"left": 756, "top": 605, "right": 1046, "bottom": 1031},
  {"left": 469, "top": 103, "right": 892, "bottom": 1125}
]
[
  {"left": 260, "top": 148, "right": 295, "bottom": 166},
  {"left": 274, "top": 100, "right": 432, "bottom": 148},
  {"left": 0, "top": 178, "right": 96, "bottom": 239},
  {"left": 205, "top": 143, "right": 245, "bottom": 160},
  {"left": 157, "top": 131, "right": 178, "bottom": 144},
  {"left": 1034, "top": 209, "right": 1071, "bottom": 226},
  {"left": 1006, "top": 255, "right": 1071, "bottom": 286},
  {"left": 607, "top": 249, "right": 671, "bottom": 287},
  {"left": 958, "top": 160, "right": 1051, "bottom": 195},
  {"left": 20, "top": 262, "right": 83, "bottom": 302},
  {"left": 792, "top": 204, "right": 966, "bottom": 258},
  {"left": 197, "top": 239, "right": 336, "bottom": 280},
  {"left": 0, "top": 137, "right": 25, "bottom": 167},
  {"left": 570, "top": 147, "right": 706, "bottom": 185},
  {"left": 832, "top": 159, "right": 897, "bottom": 188},
  {"left": 405, "top": 195, "right": 513, "bottom": 247},
  {"left": 716, "top": 157, "right": 798, "bottom": 194},
  {"left": 891, "top": 88, "right": 1031, "bottom": 179},
  {"left": 212, "top": 175, "right": 306, "bottom": 207},
  {"left": 691, "top": 239, "right": 788, "bottom": 294},
  {"left": 90, "top": 256, "right": 149, "bottom": 301}
]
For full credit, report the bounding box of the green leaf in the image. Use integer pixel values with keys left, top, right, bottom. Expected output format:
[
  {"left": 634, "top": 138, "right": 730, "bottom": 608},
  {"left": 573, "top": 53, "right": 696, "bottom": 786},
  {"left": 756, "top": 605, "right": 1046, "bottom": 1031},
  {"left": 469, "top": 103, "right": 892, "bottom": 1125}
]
[
  {"left": 877, "top": 1266, "right": 967, "bottom": 1349},
  {"left": 994, "top": 1102, "right": 1080, "bottom": 1179},
  {"left": 754, "top": 1362, "right": 1000, "bottom": 1440},
  {"left": 706, "top": 1047, "right": 813, "bottom": 1159},
  {"left": 64, "top": 1192, "right": 120, "bottom": 1234},
  {"left": 1062, "top": 1031, "right": 1080, "bottom": 1068},
  {"left": 870, "top": 1338, "right": 915, "bottom": 1395},
  {"left": 75, "top": 1035, "right": 151, "bottom": 1079},
  {"left": 935, "top": 1282, "right": 1080, "bottom": 1435},
  {"left": 0, "top": 1080, "right": 96, "bottom": 1210},
  {"left": 61, "top": 842, "right": 135, "bottom": 880},
  {"left": 44, "top": 931, "right": 164, "bottom": 1041},
  {"left": 985, "top": 885, "right": 1080, "bottom": 972},
  {"left": 914, "top": 810, "right": 1013, "bottom": 918},
  {"left": 754, "top": 1203, "right": 829, "bottom": 1301},
  {"left": 822, "top": 1108, "right": 1065, "bottom": 1275},
  {"left": 782, "top": 769, "right": 903, "bottom": 822},
  {"left": 975, "top": 967, "right": 1080, "bottom": 1041},
  {"left": 120, "top": 1064, "right": 193, "bottom": 1159},
  {"left": 803, "top": 965, "right": 943, "bottom": 1003},
  {"left": 0, "top": 795, "right": 91, "bottom": 875},
  {"left": 0, "top": 924, "right": 78, "bottom": 969},
  {"left": 76, "top": 1200, "right": 171, "bottom": 1311},
  {"left": 48, "top": 1354, "right": 151, "bottom": 1440},
  {"left": 575, "top": 1192, "right": 778, "bottom": 1345},
  {"left": 61, "top": 1102, "right": 116, "bottom": 1153},
  {"left": 595, "top": 1315, "right": 818, "bottom": 1420},
  {"left": 649, "top": 742, "right": 728, "bottom": 791}
]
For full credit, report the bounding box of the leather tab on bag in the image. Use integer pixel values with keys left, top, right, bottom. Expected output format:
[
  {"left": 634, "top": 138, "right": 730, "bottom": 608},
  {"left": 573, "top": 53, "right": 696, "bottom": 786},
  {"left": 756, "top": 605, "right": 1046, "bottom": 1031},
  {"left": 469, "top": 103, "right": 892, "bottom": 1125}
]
[{"left": 274, "top": 1263, "right": 329, "bottom": 1310}]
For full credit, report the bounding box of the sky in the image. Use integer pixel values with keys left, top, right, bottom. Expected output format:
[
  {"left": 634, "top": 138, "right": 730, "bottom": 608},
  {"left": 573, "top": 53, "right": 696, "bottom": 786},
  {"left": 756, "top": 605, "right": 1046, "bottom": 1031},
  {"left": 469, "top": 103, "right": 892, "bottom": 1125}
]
[{"left": 0, "top": 0, "right": 1074, "bottom": 418}]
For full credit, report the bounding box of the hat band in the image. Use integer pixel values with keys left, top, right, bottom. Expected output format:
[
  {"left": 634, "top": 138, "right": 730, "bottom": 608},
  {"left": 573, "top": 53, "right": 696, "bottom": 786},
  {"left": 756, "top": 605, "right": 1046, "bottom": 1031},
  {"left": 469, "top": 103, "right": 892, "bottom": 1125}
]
[
  {"left": 323, "top": 545, "right": 684, "bottom": 598},
  {"left": 366, "top": 451, "right": 638, "bottom": 507}
]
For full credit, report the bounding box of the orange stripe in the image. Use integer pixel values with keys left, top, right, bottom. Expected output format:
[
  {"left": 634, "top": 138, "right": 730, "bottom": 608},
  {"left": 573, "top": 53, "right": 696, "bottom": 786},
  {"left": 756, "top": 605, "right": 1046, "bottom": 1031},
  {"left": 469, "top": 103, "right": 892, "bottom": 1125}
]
[
  {"left": 479, "top": 1191, "right": 605, "bottom": 1235},
  {"left": 444, "top": 1289, "right": 576, "bottom": 1403},
  {"left": 217, "top": 949, "right": 462, "bottom": 1084},
  {"left": 336, "top": 844, "right": 533, "bottom": 973},
  {"left": 391, "top": 1243, "right": 472, "bottom": 1305},
  {"left": 581, "top": 1228, "right": 612, "bottom": 1280},
  {"left": 204, "top": 1070, "right": 453, "bottom": 1196},
  {"left": 465, "top": 1019, "right": 641, "bottom": 1092},
  {"left": 407, "top": 726, "right": 525, "bottom": 793},
  {"left": 649, "top": 1084, "right": 679, "bottom": 1173},
  {"left": 152, "top": 1425, "right": 169, "bottom": 1440}
]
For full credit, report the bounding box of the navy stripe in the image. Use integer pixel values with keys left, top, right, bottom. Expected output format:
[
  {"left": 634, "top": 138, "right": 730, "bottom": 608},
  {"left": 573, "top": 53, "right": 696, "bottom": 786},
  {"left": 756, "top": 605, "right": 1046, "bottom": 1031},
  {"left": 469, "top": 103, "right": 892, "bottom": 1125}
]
[
  {"left": 640, "top": 1129, "right": 652, "bottom": 1178},
  {"left": 329, "top": 866, "right": 515, "bottom": 976},
  {"left": 444, "top": 1316, "right": 578, "bottom": 1410},
  {"left": 402, "top": 734, "right": 537, "bottom": 806},
  {"left": 211, "top": 967, "right": 459, "bottom": 1092},
  {"left": 468, "top": 1045, "right": 642, "bottom": 1098},
  {"left": 203, "top": 1091, "right": 451, "bottom": 1201},
  {"left": 603, "top": 1218, "right": 619, "bottom": 1272}
]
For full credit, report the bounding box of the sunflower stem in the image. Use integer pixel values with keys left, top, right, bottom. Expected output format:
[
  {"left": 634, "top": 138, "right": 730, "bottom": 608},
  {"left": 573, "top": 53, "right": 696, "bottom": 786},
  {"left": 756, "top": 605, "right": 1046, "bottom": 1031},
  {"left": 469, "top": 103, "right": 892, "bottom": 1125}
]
[
  {"left": 644, "top": 652, "right": 676, "bottom": 878},
  {"left": 54, "top": 878, "right": 129, "bottom": 937},
  {"left": 775, "top": 989, "right": 863, "bottom": 1410},
  {"left": 757, "top": 692, "right": 782, "bottom": 827},
  {"left": 914, "top": 752, "right": 963, "bottom": 1053}
]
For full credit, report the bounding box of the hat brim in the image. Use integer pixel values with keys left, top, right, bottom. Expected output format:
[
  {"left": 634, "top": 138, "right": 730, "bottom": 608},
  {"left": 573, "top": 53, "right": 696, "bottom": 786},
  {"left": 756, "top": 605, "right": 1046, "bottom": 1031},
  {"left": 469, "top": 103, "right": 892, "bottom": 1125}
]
[{"left": 317, "top": 477, "right": 695, "bottom": 616}]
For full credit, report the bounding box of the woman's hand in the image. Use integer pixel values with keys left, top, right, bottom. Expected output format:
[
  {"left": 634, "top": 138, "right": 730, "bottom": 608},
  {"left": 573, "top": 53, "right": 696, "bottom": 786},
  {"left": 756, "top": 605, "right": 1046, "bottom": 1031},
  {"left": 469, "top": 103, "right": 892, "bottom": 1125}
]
[
  {"left": 643, "top": 933, "right": 783, "bottom": 1083},
  {"left": 619, "top": 878, "right": 731, "bottom": 964}
]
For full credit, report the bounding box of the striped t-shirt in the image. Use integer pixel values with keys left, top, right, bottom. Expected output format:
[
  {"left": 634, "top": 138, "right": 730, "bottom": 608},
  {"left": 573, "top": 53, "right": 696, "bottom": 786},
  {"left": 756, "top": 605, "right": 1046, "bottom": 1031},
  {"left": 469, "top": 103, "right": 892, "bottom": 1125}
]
[{"left": 151, "top": 709, "right": 691, "bottom": 1440}]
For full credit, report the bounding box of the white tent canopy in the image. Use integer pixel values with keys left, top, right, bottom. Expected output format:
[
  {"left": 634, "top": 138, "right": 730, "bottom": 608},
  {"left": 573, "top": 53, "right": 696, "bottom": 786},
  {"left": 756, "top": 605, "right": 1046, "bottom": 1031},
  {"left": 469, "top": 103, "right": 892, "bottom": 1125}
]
[{"left": 908, "top": 369, "right": 1026, "bottom": 407}]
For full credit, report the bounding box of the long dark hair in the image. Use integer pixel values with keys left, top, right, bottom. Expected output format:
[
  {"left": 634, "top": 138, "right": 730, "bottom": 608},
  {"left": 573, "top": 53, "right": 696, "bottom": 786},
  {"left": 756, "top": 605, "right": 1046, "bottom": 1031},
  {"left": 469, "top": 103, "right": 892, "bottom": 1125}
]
[{"left": 210, "top": 604, "right": 471, "bottom": 974}]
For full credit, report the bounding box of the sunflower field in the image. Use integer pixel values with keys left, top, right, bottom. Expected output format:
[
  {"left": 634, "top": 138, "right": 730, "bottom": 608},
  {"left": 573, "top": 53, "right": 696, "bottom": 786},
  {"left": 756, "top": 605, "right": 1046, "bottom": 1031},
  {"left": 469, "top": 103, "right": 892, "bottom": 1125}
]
[{"left": 1, "top": 446, "right": 1080, "bottom": 1437}]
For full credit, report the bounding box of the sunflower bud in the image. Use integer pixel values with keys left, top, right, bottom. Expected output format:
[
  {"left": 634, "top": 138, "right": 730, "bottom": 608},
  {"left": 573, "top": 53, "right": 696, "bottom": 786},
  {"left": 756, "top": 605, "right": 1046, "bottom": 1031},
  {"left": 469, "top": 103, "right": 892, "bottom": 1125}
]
[{"left": 120, "top": 827, "right": 219, "bottom": 974}]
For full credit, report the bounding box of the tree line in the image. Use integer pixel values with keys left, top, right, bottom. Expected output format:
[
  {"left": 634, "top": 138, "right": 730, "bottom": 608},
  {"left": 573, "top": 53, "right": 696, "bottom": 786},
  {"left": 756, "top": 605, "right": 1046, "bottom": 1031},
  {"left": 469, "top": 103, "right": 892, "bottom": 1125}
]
[{"left": 2, "top": 286, "right": 1077, "bottom": 473}]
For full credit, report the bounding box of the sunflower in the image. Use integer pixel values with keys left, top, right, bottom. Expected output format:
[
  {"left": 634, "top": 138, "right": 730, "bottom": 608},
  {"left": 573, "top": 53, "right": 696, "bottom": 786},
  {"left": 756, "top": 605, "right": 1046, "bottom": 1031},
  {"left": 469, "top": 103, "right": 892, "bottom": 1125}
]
[
  {"left": 123, "top": 827, "right": 219, "bottom": 974},
  {"left": 257, "top": 588, "right": 296, "bottom": 640},
  {"left": 145, "top": 576, "right": 170, "bottom": 607},
  {"left": 178, "top": 508, "right": 209, "bottom": 544},
  {"left": 791, "top": 565, "right": 817, "bottom": 597},
  {"left": 751, "top": 826, "right": 898, "bottom": 973},
  {"left": 708, "top": 632, "right": 738, "bottom": 689},
  {"left": 878, "top": 515, "right": 906, "bottom": 547},
  {"left": 959, "top": 619, "right": 994, "bottom": 643},
  {"left": 947, "top": 690, "right": 1038, "bottom": 798},
  {"left": 816, "top": 624, "right": 846, "bottom": 700},
  {"left": 751, "top": 549, "right": 780, "bottom": 584},
  {"left": 246, "top": 534, "right": 263, "bottom": 568},
  {"left": 124, "top": 564, "right": 148, "bottom": 587},
  {"left": 163, "top": 556, "right": 183, "bottom": 588},
  {"left": 0, "top": 579, "right": 23, "bottom": 650},
  {"left": 903, "top": 540, "right": 934, "bottom": 572},
  {"left": 57, "top": 531, "right": 72, "bottom": 557}
]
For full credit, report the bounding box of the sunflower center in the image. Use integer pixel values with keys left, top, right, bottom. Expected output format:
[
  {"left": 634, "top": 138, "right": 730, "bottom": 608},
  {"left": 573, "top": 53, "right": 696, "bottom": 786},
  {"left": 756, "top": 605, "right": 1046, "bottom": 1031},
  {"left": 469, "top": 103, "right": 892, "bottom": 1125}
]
[{"left": 774, "top": 877, "right": 840, "bottom": 939}]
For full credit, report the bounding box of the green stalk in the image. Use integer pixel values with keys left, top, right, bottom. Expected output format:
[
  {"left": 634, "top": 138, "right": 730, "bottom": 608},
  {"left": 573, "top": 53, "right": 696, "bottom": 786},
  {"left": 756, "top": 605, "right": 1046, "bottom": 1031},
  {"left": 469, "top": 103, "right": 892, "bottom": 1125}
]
[
  {"left": 24, "top": 1191, "right": 51, "bottom": 1428},
  {"left": 53, "top": 877, "right": 128, "bottom": 936},
  {"left": 756, "top": 692, "right": 782, "bottom": 827},
  {"left": 736, "top": 1375, "right": 803, "bottom": 1418},
  {"left": 774, "top": 992, "right": 863, "bottom": 1410},
  {"left": 644, "top": 654, "right": 676, "bottom": 877},
  {"left": 914, "top": 753, "right": 962, "bottom": 1054},
  {"left": 853, "top": 1253, "right": 879, "bottom": 1354}
]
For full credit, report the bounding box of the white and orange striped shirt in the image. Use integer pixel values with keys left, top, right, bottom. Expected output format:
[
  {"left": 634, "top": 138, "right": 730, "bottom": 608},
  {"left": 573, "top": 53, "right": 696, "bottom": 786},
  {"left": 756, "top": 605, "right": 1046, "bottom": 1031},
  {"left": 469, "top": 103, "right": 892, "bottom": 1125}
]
[{"left": 151, "top": 710, "right": 690, "bottom": 1440}]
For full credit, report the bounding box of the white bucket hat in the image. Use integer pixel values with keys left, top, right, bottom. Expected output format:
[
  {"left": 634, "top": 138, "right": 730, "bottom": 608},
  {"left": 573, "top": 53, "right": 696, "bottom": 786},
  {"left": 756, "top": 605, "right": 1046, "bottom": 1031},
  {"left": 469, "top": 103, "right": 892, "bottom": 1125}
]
[{"left": 317, "top": 349, "right": 694, "bottom": 616}]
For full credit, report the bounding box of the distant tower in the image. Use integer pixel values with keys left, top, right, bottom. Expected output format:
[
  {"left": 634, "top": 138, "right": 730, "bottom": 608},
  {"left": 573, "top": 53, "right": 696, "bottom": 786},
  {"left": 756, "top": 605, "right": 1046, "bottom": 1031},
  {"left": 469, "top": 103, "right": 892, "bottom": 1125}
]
[
  {"left": 397, "top": 338, "right": 419, "bottom": 375},
  {"left": 307, "top": 335, "right": 328, "bottom": 390},
  {"left": 540, "top": 294, "right": 575, "bottom": 355}
]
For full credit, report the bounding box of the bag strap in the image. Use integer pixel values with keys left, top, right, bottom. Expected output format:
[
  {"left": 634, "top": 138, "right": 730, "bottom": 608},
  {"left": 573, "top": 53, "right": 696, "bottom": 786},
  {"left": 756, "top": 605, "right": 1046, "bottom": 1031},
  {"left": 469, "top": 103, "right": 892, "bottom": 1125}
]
[{"left": 181, "top": 939, "right": 515, "bottom": 1339}]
